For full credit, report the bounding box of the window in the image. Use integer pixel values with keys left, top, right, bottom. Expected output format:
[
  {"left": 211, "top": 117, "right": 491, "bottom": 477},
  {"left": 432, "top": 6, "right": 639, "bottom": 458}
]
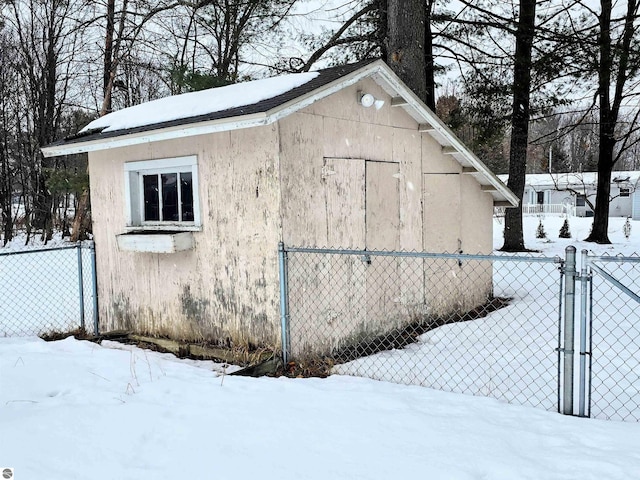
[
  {"left": 576, "top": 194, "right": 586, "bottom": 207},
  {"left": 124, "top": 156, "right": 200, "bottom": 231},
  {"left": 620, "top": 188, "right": 630, "bottom": 197}
]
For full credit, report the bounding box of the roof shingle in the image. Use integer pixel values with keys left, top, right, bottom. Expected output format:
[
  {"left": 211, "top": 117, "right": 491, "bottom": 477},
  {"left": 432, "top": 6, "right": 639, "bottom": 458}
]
[{"left": 49, "top": 59, "right": 378, "bottom": 149}]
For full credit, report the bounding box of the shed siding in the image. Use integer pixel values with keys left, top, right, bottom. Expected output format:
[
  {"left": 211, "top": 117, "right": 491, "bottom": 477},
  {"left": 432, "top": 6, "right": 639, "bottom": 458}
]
[
  {"left": 279, "top": 79, "right": 495, "bottom": 357},
  {"left": 459, "top": 173, "right": 494, "bottom": 310},
  {"left": 89, "top": 125, "right": 282, "bottom": 347},
  {"left": 87, "top": 75, "right": 496, "bottom": 353}
]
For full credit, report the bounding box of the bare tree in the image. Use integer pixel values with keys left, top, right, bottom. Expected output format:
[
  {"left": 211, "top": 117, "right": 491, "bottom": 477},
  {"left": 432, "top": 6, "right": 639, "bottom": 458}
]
[
  {"left": 3, "top": 0, "right": 84, "bottom": 243},
  {"left": 294, "top": 0, "right": 441, "bottom": 109},
  {"left": 160, "top": 0, "right": 298, "bottom": 91},
  {"left": 0, "top": 29, "right": 17, "bottom": 245},
  {"left": 584, "top": 0, "right": 640, "bottom": 243}
]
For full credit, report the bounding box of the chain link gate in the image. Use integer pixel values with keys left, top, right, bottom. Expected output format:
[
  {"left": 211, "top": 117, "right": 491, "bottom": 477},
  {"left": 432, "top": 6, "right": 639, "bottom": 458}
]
[
  {"left": 581, "top": 251, "right": 640, "bottom": 421},
  {"left": 279, "top": 243, "right": 566, "bottom": 412}
]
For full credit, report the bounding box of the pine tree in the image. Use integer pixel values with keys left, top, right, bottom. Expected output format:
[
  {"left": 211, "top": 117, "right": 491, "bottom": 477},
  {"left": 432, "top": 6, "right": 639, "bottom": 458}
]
[
  {"left": 536, "top": 219, "right": 547, "bottom": 239},
  {"left": 559, "top": 219, "right": 571, "bottom": 239}
]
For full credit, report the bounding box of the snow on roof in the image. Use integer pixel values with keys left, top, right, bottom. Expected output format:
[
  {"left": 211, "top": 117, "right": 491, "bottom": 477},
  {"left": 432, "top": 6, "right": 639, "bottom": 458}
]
[
  {"left": 498, "top": 171, "right": 640, "bottom": 189},
  {"left": 81, "top": 72, "right": 320, "bottom": 134}
]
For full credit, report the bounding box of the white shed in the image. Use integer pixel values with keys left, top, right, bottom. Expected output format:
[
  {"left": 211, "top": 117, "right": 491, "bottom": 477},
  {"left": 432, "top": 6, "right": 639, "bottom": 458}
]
[{"left": 43, "top": 60, "right": 517, "bottom": 350}]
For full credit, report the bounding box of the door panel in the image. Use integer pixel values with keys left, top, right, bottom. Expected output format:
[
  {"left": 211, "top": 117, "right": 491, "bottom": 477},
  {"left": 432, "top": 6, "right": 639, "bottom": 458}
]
[
  {"left": 323, "top": 158, "right": 365, "bottom": 248},
  {"left": 365, "top": 161, "right": 403, "bottom": 331},
  {"left": 366, "top": 161, "right": 400, "bottom": 250},
  {"left": 423, "top": 173, "right": 461, "bottom": 253}
]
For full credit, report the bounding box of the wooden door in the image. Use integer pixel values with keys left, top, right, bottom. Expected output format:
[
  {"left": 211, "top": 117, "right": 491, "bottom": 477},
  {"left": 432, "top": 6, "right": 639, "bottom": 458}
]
[
  {"left": 364, "top": 161, "right": 403, "bottom": 332},
  {"left": 365, "top": 161, "right": 400, "bottom": 250},
  {"left": 322, "top": 158, "right": 365, "bottom": 248},
  {"left": 422, "top": 173, "right": 462, "bottom": 316}
]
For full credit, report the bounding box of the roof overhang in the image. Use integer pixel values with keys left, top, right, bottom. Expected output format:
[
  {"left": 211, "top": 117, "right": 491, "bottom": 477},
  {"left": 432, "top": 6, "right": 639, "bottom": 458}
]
[
  {"left": 41, "top": 60, "right": 518, "bottom": 206},
  {"left": 42, "top": 112, "right": 271, "bottom": 157}
]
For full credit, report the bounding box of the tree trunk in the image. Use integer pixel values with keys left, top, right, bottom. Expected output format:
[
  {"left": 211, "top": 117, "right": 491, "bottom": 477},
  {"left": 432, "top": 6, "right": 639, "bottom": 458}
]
[
  {"left": 70, "top": 189, "right": 91, "bottom": 242},
  {"left": 72, "top": 0, "right": 117, "bottom": 242},
  {"left": 103, "top": 0, "right": 115, "bottom": 115},
  {"left": 0, "top": 117, "right": 12, "bottom": 245},
  {"left": 424, "top": 0, "right": 436, "bottom": 111},
  {"left": 386, "top": 0, "right": 427, "bottom": 103},
  {"left": 585, "top": 0, "right": 615, "bottom": 244},
  {"left": 375, "top": 0, "right": 388, "bottom": 60},
  {"left": 587, "top": 149, "right": 613, "bottom": 243},
  {"left": 501, "top": 0, "right": 537, "bottom": 252}
]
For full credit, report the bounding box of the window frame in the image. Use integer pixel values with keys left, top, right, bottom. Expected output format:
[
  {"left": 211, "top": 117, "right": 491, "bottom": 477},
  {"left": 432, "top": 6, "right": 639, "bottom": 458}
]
[{"left": 123, "top": 155, "right": 201, "bottom": 232}]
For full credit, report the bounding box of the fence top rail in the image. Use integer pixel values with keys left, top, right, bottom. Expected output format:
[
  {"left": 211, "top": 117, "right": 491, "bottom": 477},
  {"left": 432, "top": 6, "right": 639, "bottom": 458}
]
[
  {"left": 0, "top": 243, "right": 84, "bottom": 257},
  {"left": 589, "top": 262, "right": 640, "bottom": 304},
  {"left": 587, "top": 254, "right": 640, "bottom": 264},
  {"left": 281, "top": 244, "right": 564, "bottom": 264}
]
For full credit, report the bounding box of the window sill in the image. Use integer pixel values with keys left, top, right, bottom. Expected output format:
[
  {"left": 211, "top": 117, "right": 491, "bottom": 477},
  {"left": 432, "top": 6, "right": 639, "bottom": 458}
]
[
  {"left": 124, "top": 224, "right": 202, "bottom": 233},
  {"left": 116, "top": 231, "right": 194, "bottom": 253}
]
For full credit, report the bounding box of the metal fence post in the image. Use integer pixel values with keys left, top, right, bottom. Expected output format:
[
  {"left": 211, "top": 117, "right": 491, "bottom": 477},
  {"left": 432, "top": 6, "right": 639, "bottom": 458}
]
[
  {"left": 556, "top": 262, "right": 565, "bottom": 414},
  {"left": 278, "top": 242, "right": 290, "bottom": 364},
  {"left": 90, "top": 241, "right": 99, "bottom": 336},
  {"left": 578, "top": 249, "right": 589, "bottom": 417},
  {"left": 563, "top": 245, "right": 577, "bottom": 415},
  {"left": 77, "top": 244, "right": 85, "bottom": 331}
]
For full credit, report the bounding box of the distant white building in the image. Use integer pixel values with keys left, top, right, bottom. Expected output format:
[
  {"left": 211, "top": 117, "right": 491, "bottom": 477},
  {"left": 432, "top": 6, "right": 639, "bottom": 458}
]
[{"left": 497, "top": 171, "right": 640, "bottom": 219}]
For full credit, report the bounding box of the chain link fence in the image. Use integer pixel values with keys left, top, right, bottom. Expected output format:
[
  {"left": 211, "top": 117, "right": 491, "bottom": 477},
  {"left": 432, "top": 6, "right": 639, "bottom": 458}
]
[
  {"left": 5, "top": 239, "right": 639, "bottom": 421},
  {"left": 587, "top": 252, "right": 640, "bottom": 421},
  {"left": 281, "top": 246, "right": 565, "bottom": 412},
  {"left": 0, "top": 243, "right": 98, "bottom": 337}
]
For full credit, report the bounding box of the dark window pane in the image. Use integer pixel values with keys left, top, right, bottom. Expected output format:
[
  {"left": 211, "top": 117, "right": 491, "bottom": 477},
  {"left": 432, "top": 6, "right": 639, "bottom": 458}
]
[
  {"left": 162, "top": 173, "right": 179, "bottom": 221},
  {"left": 576, "top": 194, "right": 586, "bottom": 207},
  {"left": 181, "top": 172, "right": 194, "bottom": 222},
  {"left": 143, "top": 175, "right": 159, "bottom": 221}
]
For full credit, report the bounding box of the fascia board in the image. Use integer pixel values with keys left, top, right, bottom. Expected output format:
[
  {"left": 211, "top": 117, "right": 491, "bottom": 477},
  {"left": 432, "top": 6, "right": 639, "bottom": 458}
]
[
  {"left": 373, "top": 67, "right": 519, "bottom": 207},
  {"left": 41, "top": 112, "right": 271, "bottom": 157}
]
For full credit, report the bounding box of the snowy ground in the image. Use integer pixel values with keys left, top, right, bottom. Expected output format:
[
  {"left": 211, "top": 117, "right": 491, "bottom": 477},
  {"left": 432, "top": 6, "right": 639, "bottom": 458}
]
[
  {"left": 494, "top": 215, "right": 640, "bottom": 257},
  {"left": 2, "top": 216, "right": 640, "bottom": 479},
  {"left": 333, "top": 216, "right": 640, "bottom": 420},
  {"left": 2, "top": 336, "right": 640, "bottom": 480}
]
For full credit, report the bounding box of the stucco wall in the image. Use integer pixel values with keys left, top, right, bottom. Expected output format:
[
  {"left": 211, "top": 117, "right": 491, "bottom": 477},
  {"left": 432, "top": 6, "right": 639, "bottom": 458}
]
[{"left": 89, "top": 125, "right": 282, "bottom": 347}]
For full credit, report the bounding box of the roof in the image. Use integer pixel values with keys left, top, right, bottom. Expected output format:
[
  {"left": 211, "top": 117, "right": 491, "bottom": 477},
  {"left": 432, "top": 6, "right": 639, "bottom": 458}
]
[
  {"left": 45, "top": 60, "right": 374, "bottom": 149},
  {"left": 498, "top": 172, "right": 640, "bottom": 190},
  {"left": 42, "top": 59, "right": 517, "bottom": 206},
  {"left": 79, "top": 71, "right": 321, "bottom": 134}
]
